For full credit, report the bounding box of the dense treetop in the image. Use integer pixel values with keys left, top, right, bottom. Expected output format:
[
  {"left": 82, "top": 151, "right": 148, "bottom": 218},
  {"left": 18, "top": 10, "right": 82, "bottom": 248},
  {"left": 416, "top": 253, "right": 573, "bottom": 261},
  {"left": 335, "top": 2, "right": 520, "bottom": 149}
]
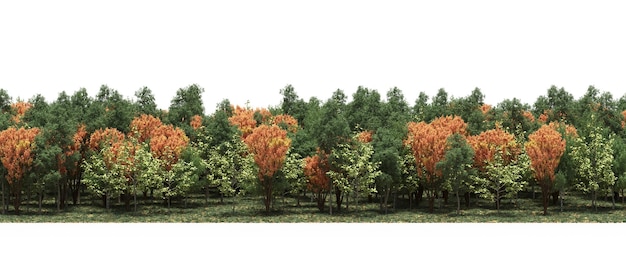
[{"left": 1, "top": 83, "right": 626, "bottom": 215}]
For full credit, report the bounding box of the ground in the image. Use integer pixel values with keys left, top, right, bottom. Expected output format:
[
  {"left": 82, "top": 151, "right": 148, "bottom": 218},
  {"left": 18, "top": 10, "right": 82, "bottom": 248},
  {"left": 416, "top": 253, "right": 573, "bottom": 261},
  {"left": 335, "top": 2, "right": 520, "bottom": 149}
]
[{"left": 2, "top": 190, "right": 626, "bottom": 222}]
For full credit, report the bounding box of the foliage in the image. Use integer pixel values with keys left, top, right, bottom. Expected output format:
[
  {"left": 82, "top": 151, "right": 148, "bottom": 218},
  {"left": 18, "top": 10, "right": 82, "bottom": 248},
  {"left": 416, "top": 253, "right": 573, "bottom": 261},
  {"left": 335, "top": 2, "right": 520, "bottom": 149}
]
[
  {"left": 570, "top": 122, "right": 615, "bottom": 210},
  {"left": 243, "top": 124, "right": 291, "bottom": 212},
  {"left": 328, "top": 134, "right": 381, "bottom": 211},
  {"left": 405, "top": 116, "right": 467, "bottom": 212},
  {"left": 436, "top": 133, "right": 475, "bottom": 213},
  {"left": 526, "top": 125, "right": 566, "bottom": 214},
  {"left": 471, "top": 151, "right": 528, "bottom": 210},
  {"left": 0, "top": 127, "right": 40, "bottom": 212},
  {"left": 304, "top": 150, "right": 330, "bottom": 211}
]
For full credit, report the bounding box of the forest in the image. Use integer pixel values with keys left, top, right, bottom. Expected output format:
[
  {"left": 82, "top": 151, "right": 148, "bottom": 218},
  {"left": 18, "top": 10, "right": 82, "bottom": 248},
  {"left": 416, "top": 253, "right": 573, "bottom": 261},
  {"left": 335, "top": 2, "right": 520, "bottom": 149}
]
[{"left": 1, "top": 83, "right": 626, "bottom": 221}]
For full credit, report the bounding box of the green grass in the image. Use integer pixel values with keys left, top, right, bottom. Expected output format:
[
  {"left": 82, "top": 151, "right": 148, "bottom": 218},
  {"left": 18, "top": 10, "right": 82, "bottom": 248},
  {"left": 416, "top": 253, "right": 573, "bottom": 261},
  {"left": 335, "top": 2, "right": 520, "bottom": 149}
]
[{"left": 1, "top": 191, "right": 626, "bottom": 222}]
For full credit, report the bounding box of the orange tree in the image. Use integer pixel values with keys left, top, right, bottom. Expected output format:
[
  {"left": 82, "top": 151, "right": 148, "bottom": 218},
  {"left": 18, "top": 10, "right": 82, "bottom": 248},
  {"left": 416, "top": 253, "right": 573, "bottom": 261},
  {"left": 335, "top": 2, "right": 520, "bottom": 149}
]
[
  {"left": 59, "top": 124, "right": 89, "bottom": 205},
  {"left": 304, "top": 150, "right": 330, "bottom": 211},
  {"left": 0, "top": 127, "right": 40, "bottom": 213},
  {"left": 467, "top": 125, "right": 524, "bottom": 209},
  {"left": 526, "top": 124, "right": 566, "bottom": 215},
  {"left": 244, "top": 124, "right": 291, "bottom": 212},
  {"left": 404, "top": 116, "right": 467, "bottom": 212}
]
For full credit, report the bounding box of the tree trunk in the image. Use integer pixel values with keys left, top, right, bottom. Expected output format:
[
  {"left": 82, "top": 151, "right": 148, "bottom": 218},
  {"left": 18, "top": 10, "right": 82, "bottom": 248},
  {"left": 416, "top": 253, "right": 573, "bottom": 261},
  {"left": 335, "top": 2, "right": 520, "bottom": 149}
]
[
  {"left": 38, "top": 191, "right": 43, "bottom": 213},
  {"left": 592, "top": 191, "right": 597, "bottom": 211},
  {"left": 1, "top": 180, "right": 5, "bottom": 214},
  {"left": 456, "top": 191, "right": 461, "bottom": 214},
  {"left": 443, "top": 190, "right": 449, "bottom": 204},
  {"left": 334, "top": 187, "right": 342, "bottom": 212},
  {"left": 612, "top": 192, "right": 615, "bottom": 209},
  {"left": 384, "top": 187, "right": 391, "bottom": 214},
  {"left": 124, "top": 192, "right": 131, "bottom": 211},
  {"left": 134, "top": 182, "right": 138, "bottom": 213},
  {"left": 495, "top": 189, "right": 500, "bottom": 211},
  {"left": 417, "top": 185, "right": 424, "bottom": 204},
  {"left": 551, "top": 191, "right": 559, "bottom": 205},
  {"left": 559, "top": 192, "right": 564, "bottom": 212},
  {"left": 205, "top": 187, "right": 209, "bottom": 206},
  {"left": 57, "top": 184, "right": 61, "bottom": 212},
  {"left": 428, "top": 195, "right": 434, "bottom": 213},
  {"left": 27, "top": 185, "right": 31, "bottom": 213},
  {"left": 464, "top": 192, "right": 470, "bottom": 207}
]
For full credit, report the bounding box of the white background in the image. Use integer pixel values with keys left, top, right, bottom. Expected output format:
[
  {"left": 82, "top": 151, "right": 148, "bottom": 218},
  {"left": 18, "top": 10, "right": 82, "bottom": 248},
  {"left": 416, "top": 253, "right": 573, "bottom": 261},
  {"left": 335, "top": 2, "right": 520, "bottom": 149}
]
[{"left": 2, "top": 0, "right": 625, "bottom": 111}]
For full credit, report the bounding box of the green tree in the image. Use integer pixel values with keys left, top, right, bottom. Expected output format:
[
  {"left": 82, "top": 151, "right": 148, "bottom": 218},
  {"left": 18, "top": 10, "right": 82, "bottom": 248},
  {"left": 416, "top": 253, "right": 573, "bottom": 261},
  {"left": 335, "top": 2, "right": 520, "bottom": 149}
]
[
  {"left": 167, "top": 84, "right": 205, "bottom": 136},
  {"left": 412, "top": 92, "right": 429, "bottom": 122},
  {"left": 279, "top": 84, "right": 307, "bottom": 124},
  {"left": 82, "top": 148, "right": 127, "bottom": 210},
  {"left": 204, "top": 135, "right": 255, "bottom": 211},
  {"left": 312, "top": 89, "right": 351, "bottom": 211},
  {"left": 571, "top": 122, "right": 616, "bottom": 210},
  {"left": 613, "top": 136, "right": 626, "bottom": 203},
  {"left": 328, "top": 135, "right": 380, "bottom": 212},
  {"left": 346, "top": 86, "right": 382, "bottom": 132},
  {"left": 436, "top": 133, "right": 475, "bottom": 214},
  {"left": 134, "top": 86, "right": 159, "bottom": 117},
  {"left": 471, "top": 151, "right": 528, "bottom": 210}
]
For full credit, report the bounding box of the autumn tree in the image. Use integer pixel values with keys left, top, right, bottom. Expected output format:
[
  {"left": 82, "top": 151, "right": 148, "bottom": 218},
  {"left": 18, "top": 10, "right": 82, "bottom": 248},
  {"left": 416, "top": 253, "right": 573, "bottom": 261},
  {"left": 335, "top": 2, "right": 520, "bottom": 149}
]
[
  {"left": 129, "top": 114, "right": 164, "bottom": 143},
  {"left": 244, "top": 124, "right": 291, "bottom": 212},
  {"left": 0, "top": 127, "right": 40, "bottom": 213},
  {"left": 526, "top": 125, "right": 566, "bottom": 215},
  {"left": 304, "top": 151, "right": 330, "bottom": 211},
  {"left": 467, "top": 126, "right": 522, "bottom": 207},
  {"left": 405, "top": 116, "right": 467, "bottom": 212}
]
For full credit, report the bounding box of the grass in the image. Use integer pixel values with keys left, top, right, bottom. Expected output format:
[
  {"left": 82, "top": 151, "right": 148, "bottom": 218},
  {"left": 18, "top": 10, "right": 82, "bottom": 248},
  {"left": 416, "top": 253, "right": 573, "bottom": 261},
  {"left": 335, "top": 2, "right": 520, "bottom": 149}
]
[{"left": 1, "top": 191, "right": 626, "bottom": 222}]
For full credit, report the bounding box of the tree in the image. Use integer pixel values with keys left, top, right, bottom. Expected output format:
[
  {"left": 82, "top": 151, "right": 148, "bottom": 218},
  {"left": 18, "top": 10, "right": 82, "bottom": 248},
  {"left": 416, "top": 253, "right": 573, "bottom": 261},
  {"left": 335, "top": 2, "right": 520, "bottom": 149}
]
[
  {"left": 279, "top": 84, "right": 307, "bottom": 124},
  {"left": 243, "top": 124, "right": 291, "bottom": 212},
  {"left": 149, "top": 124, "right": 189, "bottom": 171},
  {"left": 82, "top": 146, "right": 128, "bottom": 210},
  {"left": 304, "top": 150, "right": 330, "bottom": 211},
  {"left": 204, "top": 134, "right": 255, "bottom": 209},
  {"left": 405, "top": 116, "right": 467, "bottom": 212},
  {"left": 278, "top": 152, "right": 307, "bottom": 207},
  {"left": 93, "top": 85, "right": 135, "bottom": 133},
  {"left": 134, "top": 86, "right": 159, "bottom": 117},
  {"left": 436, "top": 133, "right": 475, "bottom": 214},
  {"left": 328, "top": 134, "right": 380, "bottom": 212},
  {"left": 129, "top": 114, "right": 164, "bottom": 144},
  {"left": 0, "top": 127, "right": 40, "bottom": 213},
  {"left": 613, "top": 136, "right": 626, "bottom": 202},
  {"left": 471, "top": 151, "right": 528, "bottom": 210},
  {"left": 468, "top": 126, "right": 522, "bottom": 207},
  {"left": 571, "top": 122, "right": 615, "bottom": 210},
  {"left": 346, "top": 86, "right": 382, "bottom": 132},
  {"left": 525, "top": 125, "right": 566, "bottom": 215},
  {"left": 160, "top": 148, "right": 199, "bottom": 209},
  {"left": 167, "top": 84, "right": 205, "bottom": 136}
]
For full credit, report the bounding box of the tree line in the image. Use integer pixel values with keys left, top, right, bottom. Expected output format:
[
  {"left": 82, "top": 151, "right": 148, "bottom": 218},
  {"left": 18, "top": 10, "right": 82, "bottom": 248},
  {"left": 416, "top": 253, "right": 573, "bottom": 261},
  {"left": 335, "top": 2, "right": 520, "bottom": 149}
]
[{"left": 1, "top": 84, "right": 626, "bottom": 215}]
